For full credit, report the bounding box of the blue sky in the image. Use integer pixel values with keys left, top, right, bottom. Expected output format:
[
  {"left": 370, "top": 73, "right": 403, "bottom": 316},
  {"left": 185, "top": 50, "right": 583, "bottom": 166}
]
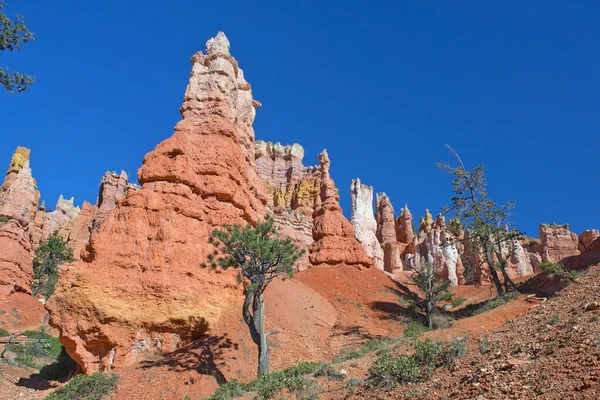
[{"left": 1, "top": 1, "right": 598, "bottom": 237}]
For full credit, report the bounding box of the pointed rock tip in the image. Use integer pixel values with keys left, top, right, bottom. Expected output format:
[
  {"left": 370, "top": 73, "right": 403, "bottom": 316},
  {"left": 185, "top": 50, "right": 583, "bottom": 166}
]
[{"left": 206, "top": 31, "right": 230, "bottom": 55}]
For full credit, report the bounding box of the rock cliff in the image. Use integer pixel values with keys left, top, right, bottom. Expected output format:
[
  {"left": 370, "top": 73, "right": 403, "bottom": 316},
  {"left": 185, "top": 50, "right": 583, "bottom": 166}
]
[
  {"left": 0, "top": 147, "right": 39, "bottom": 298},
  {"left": 47, "top": 32, "right": 269, "bottom": 373}
]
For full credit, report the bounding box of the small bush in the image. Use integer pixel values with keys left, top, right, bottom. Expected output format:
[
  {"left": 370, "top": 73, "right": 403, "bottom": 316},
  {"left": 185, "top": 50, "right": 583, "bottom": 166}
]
[
  {"left": 368, "top": 338, "right": 468, "bottom": 388},
  {"left": 44, "top": 373, "right": 118, "bottom": 400},
  {"left": 451, "top": 297, "right": 467, "bottom": 308},
  {"left": 438, "top": 337, "right": 468, "bottom": 366},
  {"left": 333, "top": 337, "right": 397, "bottom": 363},
  {"left": 475, "top": 291, "right": 519, "bottom": 315},
  {"left": 0, "top": 216, "right": 8, "bottom": 223},
  {"left": 479, "top": 335, "right": 489, "bottom": 354},
  {"left": 539, "top": 262, "right": 581, "bottom": 286},
  {"left": 403, "top": 321, "right": 431, "bottom": 338},
  {"left": 548, "top": 315, "right": 560, "bottom": 326},
  {"left": 249, "top": 362, "right": 322, "bottom": 399},
  {"left": 207, "top": 378, "right": 248, "bottom": 400},
  {"left": 0, "top": 327, "right": 9, "bottom": 336},
  {"left": 368, "top": 354, "right": 422, "bottom": 387},
  {"left": 431, "top": 314, "right": 453, "bottom": 330}
]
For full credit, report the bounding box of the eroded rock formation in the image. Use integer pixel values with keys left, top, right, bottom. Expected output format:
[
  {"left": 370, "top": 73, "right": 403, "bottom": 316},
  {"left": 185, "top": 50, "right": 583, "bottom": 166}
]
[
  {"left": 41, "top": 195, "right": 81, "bottom": 239},
  {"left": 254, "top": 141, "right": 321, "bottom": 269},
  {"left": 47, "top": 32, "right": 269, "bottom": 373},
  {"left": 0, "top": 147, "right": 39, "bottom": 298},
  {"left": 350, "top": 179, "right": 383, "bottom": 269},
  {"left": 309, "top": 151, "right": 372, "bottom": 268},
  {"left": 578, "top": 229, "right": 599, "bottom": 253},
  {"left": 539, "top": 223, "right": 580, "bottom": 263},
  {"left": 374, "top": 193, "right": 406, "bottom": 273}
]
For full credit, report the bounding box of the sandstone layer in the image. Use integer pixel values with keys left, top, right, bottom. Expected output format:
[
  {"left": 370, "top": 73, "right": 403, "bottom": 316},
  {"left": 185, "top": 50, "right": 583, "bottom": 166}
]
[{"left": 47, "top": 32, "right": 270, "bottom": 373}]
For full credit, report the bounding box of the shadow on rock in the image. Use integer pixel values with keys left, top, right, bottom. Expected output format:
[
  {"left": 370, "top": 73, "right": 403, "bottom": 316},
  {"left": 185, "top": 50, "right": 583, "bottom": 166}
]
[{"left": 138, "top": 333, "right": 237, "bottom": 385}]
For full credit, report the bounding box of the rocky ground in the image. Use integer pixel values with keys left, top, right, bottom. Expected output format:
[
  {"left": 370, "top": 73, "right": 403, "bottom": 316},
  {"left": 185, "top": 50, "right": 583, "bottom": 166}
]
[{"left": 347, "top": 264, "right": 600, "bottom": 399}]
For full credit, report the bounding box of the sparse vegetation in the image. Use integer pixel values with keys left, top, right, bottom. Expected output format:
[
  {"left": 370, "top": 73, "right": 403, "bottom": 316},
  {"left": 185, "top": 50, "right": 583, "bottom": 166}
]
[
  {"left": 32, "top": 230, "right": 74, "bottom": 299},
  {"left": 368, "top": 338, "right": 468, "bottom": 388},
  {"left": 333, "top": 337, "right": 398, "bottom": 363},
  {"left": 403, "top": 321, "right": 431, "bottom": 338},
  {"left": 0, "top": 327, "right": 8, "bottom": 336},
  {"left": 539, "top": 261, "right": 581, "bottom": 286},
  {"left": 451, "top": 297, "right": 467, "bottom": 308},
  {"left": 44, "top": 373, "right": 119, "bottom": 400},
  {"left": 207, "top": 361, "right": 342, "bottom": 400},
  {"left": 474, "top": 291, "right": 519, "bottom": 315},
  {"left": 405, "top": 261, "right": 453, "bottom": 329},
  {"left": 201, "top": 215, "right": 304, "bottom": 376},
  {"left": 548, "top": 315, "right": 560, "bottom": 326}
]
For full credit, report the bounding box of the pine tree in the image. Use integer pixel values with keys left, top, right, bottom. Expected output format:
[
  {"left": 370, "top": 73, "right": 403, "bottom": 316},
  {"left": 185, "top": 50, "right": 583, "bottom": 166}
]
[
  {"left": 1, "top": 1, "right": 34, "bottom": 93},
  {"left": 32, "top": 230, "right": 74, "bottom": 299},
  {"left": 202, "top": 215, "right": 305, "bottom": 376},
  {"left": 438, "top": 145, "right": 521, "bottom": 296},
  {"left": 407, "top": 261, "right": 452, "bottom": 329}
]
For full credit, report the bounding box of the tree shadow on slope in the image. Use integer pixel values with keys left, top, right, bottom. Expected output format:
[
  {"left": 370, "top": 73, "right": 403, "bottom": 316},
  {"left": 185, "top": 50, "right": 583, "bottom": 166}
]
[
  {"left": 139, "top": 333, "right": 237, "bottom": 385},
  {"left": 371, "top": 280, "right": 527, "bottom": 322}
]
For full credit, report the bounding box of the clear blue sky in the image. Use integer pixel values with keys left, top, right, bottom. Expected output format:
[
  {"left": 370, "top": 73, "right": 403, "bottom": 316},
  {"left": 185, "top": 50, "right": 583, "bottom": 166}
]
[{"left": 1, "top": 1, "right": 598, "bottom": 237}]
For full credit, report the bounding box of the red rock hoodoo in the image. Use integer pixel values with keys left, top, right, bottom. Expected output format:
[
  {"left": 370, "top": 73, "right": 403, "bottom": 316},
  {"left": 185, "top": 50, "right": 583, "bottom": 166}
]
[
  {"left": 0, "top": 147, "right": 40, "bottom": 298},
  {"left": 47, "top": 32, "right": 270, "bottom": 373},
  {"left": 309, "top": 151, "right": 372, "bottom": 267}
]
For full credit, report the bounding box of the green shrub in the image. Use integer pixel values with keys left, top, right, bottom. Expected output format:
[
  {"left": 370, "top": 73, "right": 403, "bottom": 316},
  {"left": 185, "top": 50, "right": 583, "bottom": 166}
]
[
  {"left": 0, "top": 216, "right": 8, "bottom": 223},
  {"left": 475, "top": 291, "right": 519, "bottom": 315},
  {"left": 451, "top": 297, "right": 467, "bottom": 308},
  {"left": 403, "top": 321, "right": 431, "bottom": 338},
  {"left": 248, "top": 362, "right": 322, "bottom": 399},
  {"left": 332, "top": 337, "right": 397, "bottom": 363},
  {"left": 11, "top": 333, "right": 62, "bottom": 361},
  {"left": 368, "top": 354, "right": 422, "bottom": 387},
  {"left": 368, "top": 338, "right": 468, "bottom": 388},
  {"left": 548, "top": 315, "right": 560, "bottom": 326},
  {"left": 437, "top": 337, "right": 468, "bottom": 366},
  {"left": 44, "top": 373, "right": 118, "bottom": 400},
  {"left": 206, "top": 379, "right": 248, "bottom": 400},
  {"left": 0, "top": 327, "right": 9, "bottom": 336}
]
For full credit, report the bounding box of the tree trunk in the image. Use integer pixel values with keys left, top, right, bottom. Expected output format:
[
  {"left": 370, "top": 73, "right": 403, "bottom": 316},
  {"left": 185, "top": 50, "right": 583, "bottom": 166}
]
[
  {"left": 484, "top": 250, "right": 505, "bottom": 296},
  {"left": 253, "top": 292, "right": 270, "bottom": 376}
]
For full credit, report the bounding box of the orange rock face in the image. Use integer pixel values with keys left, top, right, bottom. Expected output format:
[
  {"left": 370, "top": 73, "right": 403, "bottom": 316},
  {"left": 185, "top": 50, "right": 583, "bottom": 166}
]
[
  {"left": 0, "top": 147, "right": 39, "bottom": 298},
  {"left": 309, "top": 150, "right": 372, "bottom": 267},
  {"left": 47, "top": 32, "right": 269, "bottom": 373}
]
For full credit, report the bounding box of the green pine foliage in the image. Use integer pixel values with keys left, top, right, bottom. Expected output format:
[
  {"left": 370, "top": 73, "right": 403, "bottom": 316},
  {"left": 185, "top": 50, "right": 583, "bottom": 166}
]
[
  {"left": 0, "top": 1, "right": 35, "bottom": 93},
  {"left": 202, "top": 215, "right": 304, "bottom": 376},
  {"left": 32, "top": 230, "right": 74, "bottom": 299},
  {"left": 406, "top": 262, "right": 453, "bottom": 329},
  {"left": 438, "top": 145, "right": 521, "bottom": 296}
]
